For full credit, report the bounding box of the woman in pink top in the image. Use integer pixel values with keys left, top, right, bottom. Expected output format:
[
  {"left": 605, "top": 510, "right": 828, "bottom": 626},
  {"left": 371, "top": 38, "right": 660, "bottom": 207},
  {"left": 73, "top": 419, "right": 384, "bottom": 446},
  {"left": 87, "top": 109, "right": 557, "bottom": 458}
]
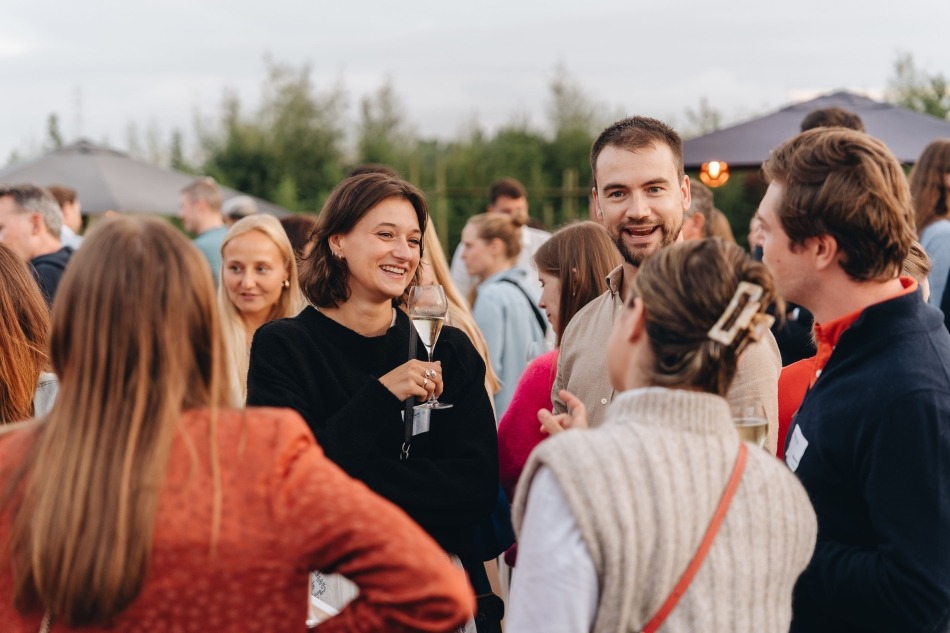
[
  {"left": 497, "top": 221, "right": 620, "bottom": 562},
  {"left": 0, "top": 216, "right": 473, "bottom": 632}
]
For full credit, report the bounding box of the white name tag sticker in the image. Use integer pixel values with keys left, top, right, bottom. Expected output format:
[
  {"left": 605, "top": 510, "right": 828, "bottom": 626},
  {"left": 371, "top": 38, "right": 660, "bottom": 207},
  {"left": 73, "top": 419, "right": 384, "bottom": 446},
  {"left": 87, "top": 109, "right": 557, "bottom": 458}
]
[
  {"left": 401, "top": 408, "right": 431, "bottom": 436},
  {"left": 785, "top": 424, "right": 809, "bottom": 472}
]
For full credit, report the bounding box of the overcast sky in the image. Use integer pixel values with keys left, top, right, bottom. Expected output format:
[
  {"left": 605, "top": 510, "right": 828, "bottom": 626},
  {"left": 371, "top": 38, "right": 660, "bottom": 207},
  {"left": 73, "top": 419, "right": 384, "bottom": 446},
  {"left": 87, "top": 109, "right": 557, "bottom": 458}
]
[{"left": 2, "top": 0, "right": 949, "bottom": 164}]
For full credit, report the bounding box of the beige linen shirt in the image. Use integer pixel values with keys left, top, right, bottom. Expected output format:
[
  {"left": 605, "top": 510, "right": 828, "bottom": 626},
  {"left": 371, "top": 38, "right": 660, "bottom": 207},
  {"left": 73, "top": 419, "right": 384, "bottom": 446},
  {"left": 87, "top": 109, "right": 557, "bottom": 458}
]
[{"left": 552, "top": 265, "right": 782, "bottom": 454}]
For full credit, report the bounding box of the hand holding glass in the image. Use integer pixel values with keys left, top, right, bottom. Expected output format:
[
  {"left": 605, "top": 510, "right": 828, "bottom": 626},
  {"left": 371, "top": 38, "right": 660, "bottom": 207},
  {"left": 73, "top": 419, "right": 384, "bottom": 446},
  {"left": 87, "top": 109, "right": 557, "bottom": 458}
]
[{"left": 408, "top": 284, "right": 453, "bottom": 410}]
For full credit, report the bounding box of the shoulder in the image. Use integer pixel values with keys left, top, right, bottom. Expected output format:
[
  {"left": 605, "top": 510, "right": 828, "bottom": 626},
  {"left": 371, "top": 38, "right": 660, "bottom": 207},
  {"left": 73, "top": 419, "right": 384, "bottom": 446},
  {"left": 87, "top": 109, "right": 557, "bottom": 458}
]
[
  {"left": 254, "top": 307, "right": 318, "bottom": 344},
  {"left": 199, "top": 407, "right": 320, "bottom": 462},
  {"left": 561, "top": 290, "right": 611, "bottom": 342},
  {"left": 33, "top": 373, "right": 59, "bottom": 418}
]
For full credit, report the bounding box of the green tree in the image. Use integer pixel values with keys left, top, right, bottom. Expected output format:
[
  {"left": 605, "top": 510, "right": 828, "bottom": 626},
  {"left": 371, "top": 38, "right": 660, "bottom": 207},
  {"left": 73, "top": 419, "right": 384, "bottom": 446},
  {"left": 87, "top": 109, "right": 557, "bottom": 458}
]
[
  {"left": 683, "top": 97, "right": 723, "bottom": 138},
  {"left": 887, "top": 52, "right": 950, "bottom": 120},
  {"left": 357, "top": 79, "right": 414, "bottom": 172},
  {"left": 46, "top": 113, "right": 64, "bottom": 150}
]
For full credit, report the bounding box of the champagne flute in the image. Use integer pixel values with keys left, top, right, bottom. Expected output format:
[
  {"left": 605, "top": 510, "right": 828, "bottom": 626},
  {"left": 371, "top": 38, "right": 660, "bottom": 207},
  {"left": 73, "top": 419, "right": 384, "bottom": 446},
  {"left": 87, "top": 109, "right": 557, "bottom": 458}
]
[
  {"left": 732, "top": 400, "right": 768, "bottom": 448},
  {"left": 408, "top": 284, "right": 453, "bottom": 410}
]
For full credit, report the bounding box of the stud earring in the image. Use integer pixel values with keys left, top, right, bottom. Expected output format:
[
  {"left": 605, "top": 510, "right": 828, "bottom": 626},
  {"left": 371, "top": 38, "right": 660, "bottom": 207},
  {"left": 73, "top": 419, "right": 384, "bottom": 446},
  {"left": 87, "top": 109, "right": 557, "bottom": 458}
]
[{"left": 282, "top": 279, "right": 290, "bottom": 288}]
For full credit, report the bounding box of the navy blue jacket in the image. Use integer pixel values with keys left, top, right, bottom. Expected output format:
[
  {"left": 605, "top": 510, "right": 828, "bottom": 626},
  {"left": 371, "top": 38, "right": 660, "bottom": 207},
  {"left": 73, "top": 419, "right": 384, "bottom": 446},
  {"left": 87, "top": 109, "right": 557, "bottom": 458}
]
[{"left": 788, "top": 289, "right": 950, "bottom": 632}]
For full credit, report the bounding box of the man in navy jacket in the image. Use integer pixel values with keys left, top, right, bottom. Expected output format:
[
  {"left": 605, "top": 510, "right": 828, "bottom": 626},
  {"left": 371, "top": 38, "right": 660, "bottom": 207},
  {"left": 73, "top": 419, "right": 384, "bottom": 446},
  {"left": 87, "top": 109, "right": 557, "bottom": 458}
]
[{"left": 756, "top": 128, "right": 950, "bottom": 632}]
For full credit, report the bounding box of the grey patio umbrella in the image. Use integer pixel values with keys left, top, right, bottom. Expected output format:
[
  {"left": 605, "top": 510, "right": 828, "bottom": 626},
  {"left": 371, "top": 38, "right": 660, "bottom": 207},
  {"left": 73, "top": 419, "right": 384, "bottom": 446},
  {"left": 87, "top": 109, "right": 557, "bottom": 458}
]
[
  {"left": 0, "top": 139, "right": 291, "bottom": 217},
  {"left": 684, "top": 90, "right": 950, "bottom": 170}
]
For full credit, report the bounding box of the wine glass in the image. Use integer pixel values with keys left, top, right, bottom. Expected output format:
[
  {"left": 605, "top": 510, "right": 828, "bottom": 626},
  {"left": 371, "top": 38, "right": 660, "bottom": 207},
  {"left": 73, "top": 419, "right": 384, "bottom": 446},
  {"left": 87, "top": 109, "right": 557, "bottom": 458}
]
[
  {"left": 408, "top": 284, "right": 453, "bottom": 410},
  {"left": 732, "top": 400, "right": 768, "bottom": 448}
]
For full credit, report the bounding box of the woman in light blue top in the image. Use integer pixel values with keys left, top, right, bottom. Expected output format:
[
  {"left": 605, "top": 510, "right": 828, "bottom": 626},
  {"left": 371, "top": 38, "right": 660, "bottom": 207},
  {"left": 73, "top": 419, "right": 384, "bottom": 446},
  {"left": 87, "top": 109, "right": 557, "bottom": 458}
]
[
  {"left": 911, "top": 139, "right": 950, "bottom": 306},
  {"left": 461, "top": 213, "right": 546, "bottom": 418}
]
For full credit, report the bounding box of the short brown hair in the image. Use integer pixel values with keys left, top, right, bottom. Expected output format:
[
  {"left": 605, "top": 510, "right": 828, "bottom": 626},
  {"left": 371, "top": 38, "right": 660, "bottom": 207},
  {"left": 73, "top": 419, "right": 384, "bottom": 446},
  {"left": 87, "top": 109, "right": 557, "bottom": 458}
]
[
  {"left": 590, "top": 116, "right": 684, "bottom": 187},
  {"left": 533, "top": 221, "right": 621, "bottom": 344},
  {"left": 465, "top": 213, "right": 522, "bottom": 261},
  {"left": 181, "top": 177, "right": 222, "bottom": 212},
  {"left": 300, "top": 173, "right": 428, "bottom": 307},
  {"left": 909, "top": 138, "right": 950, "bottom": 232},
  {"left": 489, "top": 178, "right": 527, "bottom": 204},
  {"left": 686, "top": 180, "right": 714, "bottom": 235},
  {"left": 761, "top": 128, "right": 914, "bottom": 282},
  {"left": 800, "top": 107, "right": 865, "bottom": 132},
  {"left": 632, "top": 238, "right": 777, "bottom": 397},
  {"left": 47, "top": 185, "right": 77, "bottom": 208}
]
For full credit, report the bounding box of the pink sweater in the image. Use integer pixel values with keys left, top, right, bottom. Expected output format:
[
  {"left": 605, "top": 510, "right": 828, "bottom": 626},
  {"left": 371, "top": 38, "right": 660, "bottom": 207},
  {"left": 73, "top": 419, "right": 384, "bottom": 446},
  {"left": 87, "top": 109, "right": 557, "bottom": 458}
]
[{"left": 498, "top": 350, "right": 558, "bottom": 505}]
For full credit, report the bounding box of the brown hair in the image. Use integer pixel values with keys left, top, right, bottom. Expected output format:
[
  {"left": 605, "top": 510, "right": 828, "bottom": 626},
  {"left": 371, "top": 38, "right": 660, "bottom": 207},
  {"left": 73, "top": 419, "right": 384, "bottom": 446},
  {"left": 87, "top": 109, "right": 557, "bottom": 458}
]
[
  {"left": 300, "top": 173, "right": 428, "bottom": 307},
  {"left": 181, "top": 177, "right": 222, "bottom": 212},
  {"left": 465, "top": 213, "right": 522, "bottom": 261},
  {"left": 686, "top": 180, "right": 714, "bottom": 235},
  {"left": 632, "top": 238, "right": 777, "bottom": 397},
  {"left": 590, "top": 116, "right": 684, "bottom": 187},
  {"left": 903, "top": 240, "right": 932, "bottom": 282},
  {"left": 909, "top": 139, "right": 950, "bottom": 232},
  {"left": 800, "top": 107, "right": 866, "bottom": 132},
  {"left": 0, "top": 244, "right": 50, "bottom": 424},
  {"left": 4, "top": 216, "right": 230, "bottom": 626},
  {"left": 489, "top": 178, "right": 527, "bottom": 204},
  {"left": 46, "top": 185, "right": 77, "bottom": 208},
  {"left": 708, "top": 209, "right": 736, "bottom": 243},
  {"left": 533, "top": 221, "right": 621, "bottom": 344},
  {"left": 279, "top": 213, "right": 319, "bottom": 260},
  {"left": 761, "top": 128, "right": 914, "bottom": 282}
]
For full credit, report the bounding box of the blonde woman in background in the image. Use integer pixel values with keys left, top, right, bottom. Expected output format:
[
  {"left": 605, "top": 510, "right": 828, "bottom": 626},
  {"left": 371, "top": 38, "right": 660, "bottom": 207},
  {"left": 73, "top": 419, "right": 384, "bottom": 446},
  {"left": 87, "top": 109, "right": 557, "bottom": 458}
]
[
  {"left": 219, "top": 215, "right": 306, "bottom": 404},
  {"left": 421, "top": 223, "right": 501, "bottom": 405}
]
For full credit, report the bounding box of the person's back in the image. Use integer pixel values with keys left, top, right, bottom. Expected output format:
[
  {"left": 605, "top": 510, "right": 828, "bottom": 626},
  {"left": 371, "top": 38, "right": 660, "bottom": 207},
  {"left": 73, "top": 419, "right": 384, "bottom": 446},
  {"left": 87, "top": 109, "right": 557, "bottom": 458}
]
[
  {"left": 0, "top": 408, "right": 472, "bottom": 632},
  {"left": 0, "top": 216, "right": 473, "bottom": 632}
]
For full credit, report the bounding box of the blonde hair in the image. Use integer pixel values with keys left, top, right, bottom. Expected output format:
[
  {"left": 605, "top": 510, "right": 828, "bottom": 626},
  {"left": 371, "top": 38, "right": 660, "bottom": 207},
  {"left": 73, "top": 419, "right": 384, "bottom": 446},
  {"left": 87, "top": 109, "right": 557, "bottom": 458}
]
[
  {"left": 632, "top": 238, "right": 777, "bottom": 397},
  {"left": 422, "top": 224, "right": 501, "bottom": 397},
  {"left": 465, "top": 213, "right": 522, "bottom": 261},
  {"left": 218, "top": 215, "right": 306, "bottom": 404},
  {"left": 181, "top": 177, "right": 222, "bottom": 212},
  {"left": 0, "top": 244, "right": 50, "bottom": 424},
  {"left": 3, "top": 216, "right": 231, "bottom": 626}
]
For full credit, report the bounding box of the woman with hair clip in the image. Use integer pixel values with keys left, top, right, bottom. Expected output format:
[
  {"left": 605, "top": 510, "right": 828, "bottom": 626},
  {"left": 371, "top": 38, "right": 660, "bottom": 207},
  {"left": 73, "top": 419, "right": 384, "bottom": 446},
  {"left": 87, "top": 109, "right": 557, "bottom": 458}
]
[
  {"left": 0, "top": 244, "right": 56, "bottom": 424},
  {"left": 0, "top": 216, "right": 474, "bottom": 632},
  {"left": 246, "top": 173, "right": 498, "bottom": 626},
  {"left": 496, "top": 220, "right": 620, "bottom": 564},
  {"left": 508, "top": 239, "right": 817, "bottom": 632},
  {"left": 910, "top": 139, "right": 950, "bottom": 307},
  {"left": 219, "top": 214, "right": 306, "bottom": 404},
  {"left": 460, "top": 213, "right": 546, "bottom": 418}
]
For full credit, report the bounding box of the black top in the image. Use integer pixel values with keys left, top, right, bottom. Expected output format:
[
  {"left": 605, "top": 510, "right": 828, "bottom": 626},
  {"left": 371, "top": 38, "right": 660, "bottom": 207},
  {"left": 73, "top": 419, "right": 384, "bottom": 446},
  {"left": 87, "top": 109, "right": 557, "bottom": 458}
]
[
  {"left": 788, "top": 289, "right": 950, "bottom": 632},
  {"left": 30, "top": 246, "right": 74, "bottom": 306},
  {"left": 247, "top": 306, "right": 498, "bottom": 556}
]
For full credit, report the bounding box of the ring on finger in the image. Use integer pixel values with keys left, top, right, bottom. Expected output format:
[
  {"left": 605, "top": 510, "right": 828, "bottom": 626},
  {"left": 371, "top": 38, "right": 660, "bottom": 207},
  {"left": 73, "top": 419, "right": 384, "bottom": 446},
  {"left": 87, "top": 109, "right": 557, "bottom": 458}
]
[
  {"left": 423, "top": 378, "right": 429, "bottom": 389},
  {"left": 425, "top": 368, "right": 437, "bottom": 379}
]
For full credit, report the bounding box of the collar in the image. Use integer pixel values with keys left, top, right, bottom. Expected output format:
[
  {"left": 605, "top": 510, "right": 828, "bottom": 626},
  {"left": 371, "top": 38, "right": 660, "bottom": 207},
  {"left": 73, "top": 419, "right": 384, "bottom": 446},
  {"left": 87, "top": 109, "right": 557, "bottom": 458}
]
[
  {"left": 605, "top": 265, "right": 624, "bottom": 297},
  {"left": 810, "top": 277, "right": 917, "bottom": 384},
  {"left": 605, "top": 387, "right": 735, "bottom": 437}
]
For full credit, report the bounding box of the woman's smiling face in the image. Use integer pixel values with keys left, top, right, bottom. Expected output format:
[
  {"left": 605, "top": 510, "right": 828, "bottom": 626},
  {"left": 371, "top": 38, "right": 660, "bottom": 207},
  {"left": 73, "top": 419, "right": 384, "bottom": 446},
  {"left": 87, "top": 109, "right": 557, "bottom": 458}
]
[{"left": 331, "top": 197, "right": 422, "bottom": 303}]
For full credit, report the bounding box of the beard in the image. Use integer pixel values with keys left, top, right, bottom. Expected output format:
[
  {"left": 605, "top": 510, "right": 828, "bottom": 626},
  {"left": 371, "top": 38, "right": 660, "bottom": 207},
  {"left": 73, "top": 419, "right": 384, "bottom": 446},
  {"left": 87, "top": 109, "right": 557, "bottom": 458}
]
[{"left": 612, "top": 217, "right": 683, "bottom": 267}]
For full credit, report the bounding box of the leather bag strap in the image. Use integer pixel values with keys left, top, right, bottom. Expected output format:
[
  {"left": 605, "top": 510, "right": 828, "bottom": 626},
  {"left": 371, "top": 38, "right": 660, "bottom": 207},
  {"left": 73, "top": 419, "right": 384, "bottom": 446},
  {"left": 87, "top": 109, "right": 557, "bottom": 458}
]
[{"left": 641, "top": 442, "right": 748, "bottom": 633}]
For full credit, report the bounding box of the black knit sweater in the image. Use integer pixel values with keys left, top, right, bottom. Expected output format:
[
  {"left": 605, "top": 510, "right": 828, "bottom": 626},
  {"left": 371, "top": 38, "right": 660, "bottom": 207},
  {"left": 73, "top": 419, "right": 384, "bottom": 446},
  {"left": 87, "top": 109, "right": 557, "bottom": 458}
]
[{"left": 247, "top": 306, "right": 498, "bottom": 556}]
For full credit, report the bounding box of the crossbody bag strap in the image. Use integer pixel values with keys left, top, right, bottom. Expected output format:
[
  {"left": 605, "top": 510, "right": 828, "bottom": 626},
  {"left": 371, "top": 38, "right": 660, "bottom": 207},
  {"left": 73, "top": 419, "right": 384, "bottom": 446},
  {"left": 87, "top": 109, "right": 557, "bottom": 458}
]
[
  {"left": 641, "top": 442, "right": 749, "bottom": 633},
  {"left": 499, "top": 277, "right": 546, "bottom": 334},
  {"left": 400, "top": 319, "right": 418, "bottom": 460}
]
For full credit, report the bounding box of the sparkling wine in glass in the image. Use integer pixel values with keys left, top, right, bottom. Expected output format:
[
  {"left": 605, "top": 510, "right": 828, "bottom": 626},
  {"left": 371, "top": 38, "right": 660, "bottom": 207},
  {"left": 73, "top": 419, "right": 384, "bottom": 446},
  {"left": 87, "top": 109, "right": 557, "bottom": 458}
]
[
  {"left": 408, "top": 284, "right": 453, "bottom": 410},
  {"left": 732, "top": 400, "right": 768, "bottom": 448}
]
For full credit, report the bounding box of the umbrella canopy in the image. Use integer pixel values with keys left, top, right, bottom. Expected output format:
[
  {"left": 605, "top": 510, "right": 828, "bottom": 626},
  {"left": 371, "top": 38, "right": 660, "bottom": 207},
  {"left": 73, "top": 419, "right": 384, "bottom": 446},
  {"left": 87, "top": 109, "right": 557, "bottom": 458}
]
[
  {"left": 0, "top": 139, "right": 291, "bottom": 217},
  {"left": 683, "top": 91, "right": 950, "bottom": 170}
]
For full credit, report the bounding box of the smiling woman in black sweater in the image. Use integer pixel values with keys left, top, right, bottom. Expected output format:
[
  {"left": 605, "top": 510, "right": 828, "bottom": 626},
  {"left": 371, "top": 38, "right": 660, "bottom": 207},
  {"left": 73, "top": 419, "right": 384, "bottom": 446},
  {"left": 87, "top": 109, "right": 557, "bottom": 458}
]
[{"left": 246, "top": 173, "right": 498, "bottom": 560}]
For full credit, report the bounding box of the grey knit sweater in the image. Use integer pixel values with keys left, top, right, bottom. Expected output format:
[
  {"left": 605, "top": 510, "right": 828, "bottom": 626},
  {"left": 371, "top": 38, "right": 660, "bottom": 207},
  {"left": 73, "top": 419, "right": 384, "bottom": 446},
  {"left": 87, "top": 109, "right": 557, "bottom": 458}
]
[{"left": 513, "top": 387, "right": 817, "bottom": 632}]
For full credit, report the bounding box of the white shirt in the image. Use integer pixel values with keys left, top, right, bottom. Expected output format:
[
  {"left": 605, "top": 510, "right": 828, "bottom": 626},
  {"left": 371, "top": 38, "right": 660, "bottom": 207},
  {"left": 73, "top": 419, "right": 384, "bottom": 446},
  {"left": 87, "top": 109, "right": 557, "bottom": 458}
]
[{"left": 507, "top": 466, "right": 598, "bottom": 633}]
